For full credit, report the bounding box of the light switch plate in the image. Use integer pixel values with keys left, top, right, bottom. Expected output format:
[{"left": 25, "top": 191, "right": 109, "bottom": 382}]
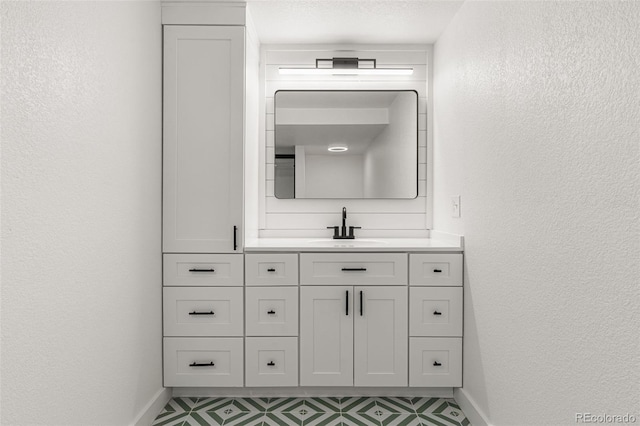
[{"left": 451, "top": 196, "right": 461, "bottom": 218}]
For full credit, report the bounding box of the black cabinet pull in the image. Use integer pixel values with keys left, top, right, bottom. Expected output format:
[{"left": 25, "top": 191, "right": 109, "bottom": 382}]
[
  {"left": 342, "top": 268, "right": 367, "bottom": 272},
  {"left": 267, "top": 361, "right": 275, "bottom": 367},
  {"left": 433, "top": 361, "right": 442, "bottom": 366},
  {"left": 189, "top": 310, "right": 214, "bottom": 316},
  {"left": 190, "top": 362, "right": 214, "bottom": 367},
  {"left": 433, "top": 269, "right": 442, "bottom": 273},
  {"left": 267, "top": 310, "right": 276, "bottom": 315},
  {"left": 267, "top": 268, "right": 276, "bottom": 272},
  {"left": 433, "top": 311, "right": 442, "bottom": 316},
  {"left": 189, "top": 268, "right": 215, "bottom": 272},
  {"left": 233, "top": 225, "right": 238, "bottom": 251},
  {"left": 346, "top": 290, "right": 349, "bottom": 316},
  {"left": 360, "top": 291, "right": 363, "bottom": 316}
]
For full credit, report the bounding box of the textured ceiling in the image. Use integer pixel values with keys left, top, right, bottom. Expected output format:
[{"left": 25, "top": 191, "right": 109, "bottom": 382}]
[{"left": 247, "top": 1, "right": 465, "bottom": 44}]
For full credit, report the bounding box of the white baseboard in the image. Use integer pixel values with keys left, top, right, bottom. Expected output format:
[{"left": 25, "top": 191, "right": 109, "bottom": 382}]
[
  {"left": 454, "top": 388, "right": 492, "bottom": 426},
  {"left": 131, "top": 387, "right": 173, "bottom": 426}
]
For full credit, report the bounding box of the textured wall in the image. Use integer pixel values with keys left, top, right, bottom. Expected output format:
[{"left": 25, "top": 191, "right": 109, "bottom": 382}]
[
  {"left": 434, "top": 2, "right": 639, "bottom": 425},
  {"left": 1, "top": 1, "right": 162, "bottom": 424}
]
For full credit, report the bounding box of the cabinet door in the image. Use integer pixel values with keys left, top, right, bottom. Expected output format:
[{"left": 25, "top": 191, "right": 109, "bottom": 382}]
[
  {"left": 300, "top": 286, "right": 353, "bottom": 386},
  {"left": 354, "top": 286, "right": 408, "bottom": 386},
  {"left": 163, "top": 26, "right": 244, "bottom": 253}
]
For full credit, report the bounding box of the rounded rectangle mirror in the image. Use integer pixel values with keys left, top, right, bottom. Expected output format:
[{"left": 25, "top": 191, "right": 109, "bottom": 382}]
[{"left": 274, "top": 90, "right": 418, "bottom": 199}]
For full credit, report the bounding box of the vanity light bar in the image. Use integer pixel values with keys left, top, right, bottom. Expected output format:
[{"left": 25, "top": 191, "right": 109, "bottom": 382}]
[
  {"left": 279, "top": 57, "right": 413, "bottom": 76},
  {"left": 279, "top": 68, "right": 413, "bottom": 76}
]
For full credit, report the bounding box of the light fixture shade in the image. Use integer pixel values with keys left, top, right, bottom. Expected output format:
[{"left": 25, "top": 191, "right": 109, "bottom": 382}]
[{"left": 279, "top": 56, "right": 413, "bottom": 76}]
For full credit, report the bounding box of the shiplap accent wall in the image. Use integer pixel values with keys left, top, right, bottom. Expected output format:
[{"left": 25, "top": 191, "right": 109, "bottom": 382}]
[
  {"left": 243, "top": 11, "right": 261, "bottom": 241},
  {"left": 259, "top": 44, "right": 431, "bottom": 238}
]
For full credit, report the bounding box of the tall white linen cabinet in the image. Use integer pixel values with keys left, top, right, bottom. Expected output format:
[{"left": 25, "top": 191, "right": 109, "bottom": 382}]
[
  {"left": 163, "top": 24, "right": 244, "bottom": 253},
  {"left": 162, "top": 4, "right": 258, "bottom": 388}
]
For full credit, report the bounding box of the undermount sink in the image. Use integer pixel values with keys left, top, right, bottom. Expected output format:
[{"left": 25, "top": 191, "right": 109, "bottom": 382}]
[{"left": 306, "top": 238, "right": 389, "bottom": 247}]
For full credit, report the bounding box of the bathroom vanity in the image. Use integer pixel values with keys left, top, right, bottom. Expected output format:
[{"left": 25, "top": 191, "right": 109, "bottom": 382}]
[
  {"left": 162, "top": 240, "right": 464, "bottom": 393},
  {"left": 161, "top": 2, "right": 463, "bottom": 396}
]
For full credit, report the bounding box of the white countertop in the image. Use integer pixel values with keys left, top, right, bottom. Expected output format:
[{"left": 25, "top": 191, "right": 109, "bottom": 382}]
[{"left": 244, "top": 237, "right": 463, "bottom": 252}]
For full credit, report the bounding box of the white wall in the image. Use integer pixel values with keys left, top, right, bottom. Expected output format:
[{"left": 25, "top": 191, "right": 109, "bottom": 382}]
[
  {"left": 305, "top": 154, "right": 364, "bottom": 198},
  {"left": 364, "top": 92, "right": 417, "bottom": 198},
  {"left": 261, "top": 44, "right": 429, "bottom": 238},
  {"left": 1, "top": 1, "right": 163, "bottom": 425},
  {"left": 433, "top": 2, "right": 639, "bottom": 425}
]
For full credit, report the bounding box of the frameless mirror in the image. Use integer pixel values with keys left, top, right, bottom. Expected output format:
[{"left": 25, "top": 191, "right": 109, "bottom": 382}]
[{"left": 274, "top": 90, "right": 418, "bottom": 199}]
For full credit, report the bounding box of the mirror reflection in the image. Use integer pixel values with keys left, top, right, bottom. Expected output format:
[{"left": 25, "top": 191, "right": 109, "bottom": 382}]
[{"left": 274, "top": 90, "right": 418, "bottom": 199}]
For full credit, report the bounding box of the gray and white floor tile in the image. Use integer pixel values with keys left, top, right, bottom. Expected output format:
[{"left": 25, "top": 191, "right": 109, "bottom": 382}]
[{"left": 152, "top": 396, "right": 470, "bottom": 426}]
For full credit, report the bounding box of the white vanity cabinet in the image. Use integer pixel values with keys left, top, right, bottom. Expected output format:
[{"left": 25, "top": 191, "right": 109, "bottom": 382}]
[
  {"left": 299, "top": 254, "right": 409, "bottom": 387},
  {"left": 162, "top": 254, "right": 245, "bottom": 387},
  {"left": 244, "top": 254, "right": 299, "bottom": 387},
  {"left": 161, "top": 240, "right": 463, "bottom": 389},
  {"left": 409, "top": 253, "right": 463, "bottom": 387},
  {"left": 162, "top": 25, "right": 244, "bottom": 253}
]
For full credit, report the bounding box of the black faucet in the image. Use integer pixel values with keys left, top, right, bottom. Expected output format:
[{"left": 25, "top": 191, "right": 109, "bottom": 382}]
[{"left": 327, "top": 207, "right": 361, "bottom": 239}]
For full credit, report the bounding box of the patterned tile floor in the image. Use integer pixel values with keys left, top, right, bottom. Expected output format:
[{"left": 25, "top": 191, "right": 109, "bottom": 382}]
[{"left": 152, "top": 396, "right": 470, "bottom": 426}]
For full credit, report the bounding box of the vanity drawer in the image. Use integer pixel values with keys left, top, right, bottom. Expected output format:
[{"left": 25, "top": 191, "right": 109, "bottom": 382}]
[
  {"left": 245, "top": 253, "right": 298, "bottom": 286},
  {"left": 245, "top": 337, "right": 298, "bottom": 387},
  {"left": 300, "top": 253, "right": 407, "bottom": 285},
  {"left": 409, "top": 337, "right": 462, "bottom": 387},
  {"left": 245, "top": 287, "right": 298, "bottom": 336},
  {"left": 410, "top": 253, "right": 463, "bottom": 286},
  {"left": 163, "top": 287, "right": 243, "bottom": 336},
  {"left": 163, "top": 254, "right": 243, "bottom": 287},
  {"left": 164, "top": 337, "right": 243, "bottom": 387},
  {"left": 410, "top": 287, "right": 463, "bottom": 337}
]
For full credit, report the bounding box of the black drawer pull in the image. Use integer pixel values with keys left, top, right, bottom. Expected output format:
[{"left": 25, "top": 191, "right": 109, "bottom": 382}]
[
  {"left": 267, "top": 268, "right": 276, "bottom": 272},
  {"left": 267, "top": 361, "right": 275, "bottom": 366},
  {"left": 189, "top": 310, "right": 214, "bottom": 316},
  {"left": 433, "top": 269, "right": 442, "bottom": 273},
  {"left": 433, "top": 311, "right": 442, "bottom": 316},
  {"left": 190, "top": 362, "right": 214, "bottom": 367},
  {"left": 346, "top": 290, "right": 349, "bottom": 316},
  {"left": 189, "top": 268, "right": 215, "bottom": 272},
  {"left": 233, "top": 225, "right": 238, "bottom": 251},
  {"left": 267, "top": 310, "right": 276, "bottom": 315},
  {"left": 433, "top": 361, "right": 442, "bottom": 366},
  {"left": 360, "top": 291, "right": 363, "bottom": 316},
  {"left": 342, "top": 268, "right": 367, "bottom": 272}
]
